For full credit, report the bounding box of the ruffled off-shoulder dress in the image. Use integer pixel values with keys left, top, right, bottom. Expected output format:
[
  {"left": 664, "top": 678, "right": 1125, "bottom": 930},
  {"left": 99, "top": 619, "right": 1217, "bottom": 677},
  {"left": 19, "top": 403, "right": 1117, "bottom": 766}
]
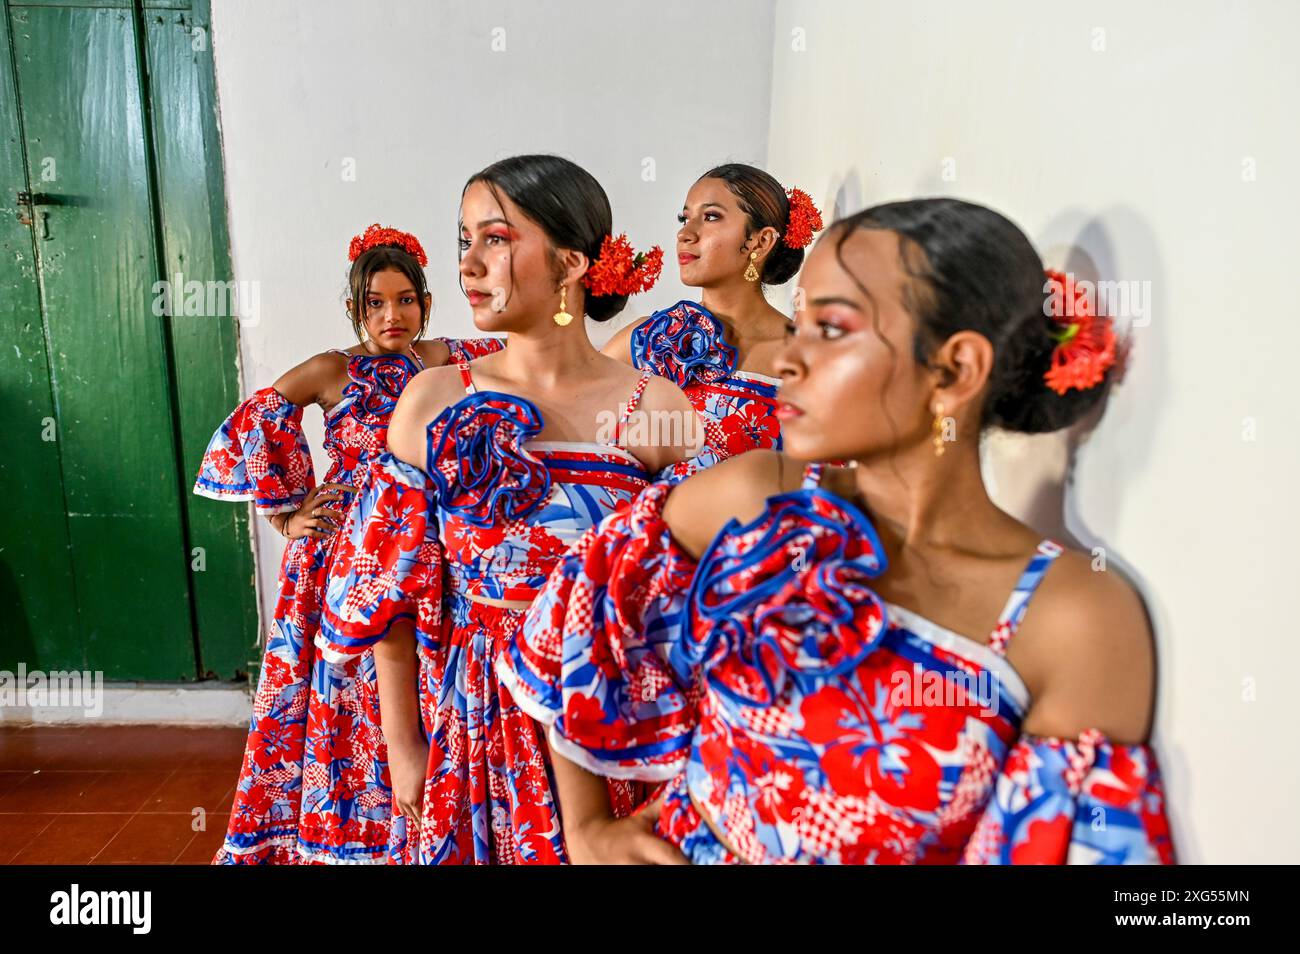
[
  {"left": 630, "top": 300, "right": 783, "bottom": 479},
  {"left": 194, "top": 337, "right": 503, "bottom": 863},
  {"left": 498, "top": 463, "right": 1177, "bottom": 865},
  {"left": 320, "top": 362, "right": 666, "bottom": 864}
]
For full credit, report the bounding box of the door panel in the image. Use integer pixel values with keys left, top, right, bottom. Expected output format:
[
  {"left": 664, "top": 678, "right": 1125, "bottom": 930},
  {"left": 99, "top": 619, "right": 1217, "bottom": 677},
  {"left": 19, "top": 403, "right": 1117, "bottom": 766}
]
[
  {"left": 0, "top": 7, "right": 80, "bottom": 671},
  {"left": 8, "top": 2, "right": 194, "bottom": 678},
  {"left": 142, "top": 3, "right": 259, "bottom": 678}
]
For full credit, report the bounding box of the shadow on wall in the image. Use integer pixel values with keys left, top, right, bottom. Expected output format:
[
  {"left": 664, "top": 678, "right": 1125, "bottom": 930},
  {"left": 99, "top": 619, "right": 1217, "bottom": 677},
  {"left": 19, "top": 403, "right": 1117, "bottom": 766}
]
[
  {"left": 995, "top": 206, "right": 1192, "bottom": 860},
  {"left": 818, "top": 173, "right": 1194, "bottom": 861}
]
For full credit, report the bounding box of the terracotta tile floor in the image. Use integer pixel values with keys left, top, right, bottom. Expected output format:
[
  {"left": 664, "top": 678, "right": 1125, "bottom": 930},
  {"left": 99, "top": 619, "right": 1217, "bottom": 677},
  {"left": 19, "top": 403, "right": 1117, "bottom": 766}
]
[{"left": 0, "top": 724, "right": 246, "bottom": 864}]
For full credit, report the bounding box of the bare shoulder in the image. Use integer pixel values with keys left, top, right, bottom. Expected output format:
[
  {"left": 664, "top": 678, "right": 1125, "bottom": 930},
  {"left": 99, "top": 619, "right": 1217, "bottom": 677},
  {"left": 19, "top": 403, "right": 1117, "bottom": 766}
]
[
  {"left": 637, "top": 371, "right": 694, "bottom": 416},
  {"left": 598, "top": 316, "right": 648, "bottom": 364},
  {"left": 1014, "top": 547, "right": 1157, "bottom": 745},
  {"left": 661, "top": 450, "right": 807, "bottom": 558},
  {"left": 413, "top": 338, "right": 453, "bottom": 368},
  {"left": 386, "top": 365, "right": 466, "bottom": 467},
  {"left": 271, "top": 350, "right": 349, "bottom": 406}
]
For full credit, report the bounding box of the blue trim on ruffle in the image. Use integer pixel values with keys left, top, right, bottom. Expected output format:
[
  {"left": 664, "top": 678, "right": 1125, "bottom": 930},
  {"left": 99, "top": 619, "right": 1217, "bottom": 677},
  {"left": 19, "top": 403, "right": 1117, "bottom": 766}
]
[{"left": 631, "top": 300, "right": 738, "bottom": 387}]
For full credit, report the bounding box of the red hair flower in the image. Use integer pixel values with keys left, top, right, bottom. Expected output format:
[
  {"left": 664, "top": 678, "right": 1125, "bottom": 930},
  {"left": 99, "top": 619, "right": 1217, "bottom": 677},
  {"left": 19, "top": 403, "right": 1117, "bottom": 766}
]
[
  {"left": 582, "top": 234, "right": 664, "bottom": 298},
  {"left": 783, "top": 188, "right": 824, "bottom": 249},
  {"left": 1043, "top": 269, "right": 1117, "bottom": 396},
  {"left": 347, "top": 223, "right": 428, "bottom": 268}
]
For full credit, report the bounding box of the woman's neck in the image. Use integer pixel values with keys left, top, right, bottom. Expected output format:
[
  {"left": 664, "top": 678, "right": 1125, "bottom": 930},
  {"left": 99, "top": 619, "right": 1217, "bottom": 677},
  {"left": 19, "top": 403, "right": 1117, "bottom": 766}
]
[
  {"left": 492, "top": 319, "right": 603, "bottom": 388},
  {"left": 851, "top": 436, "right": 1006, "bottom": 552},
  {"left": 699, "top": 280, "right": 776, "bottom": 336}
]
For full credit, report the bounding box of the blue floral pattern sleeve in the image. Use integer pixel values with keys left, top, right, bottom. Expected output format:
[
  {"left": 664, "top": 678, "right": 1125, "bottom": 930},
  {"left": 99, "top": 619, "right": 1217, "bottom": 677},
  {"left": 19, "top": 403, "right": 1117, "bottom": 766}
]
[
  {"left": 193, "top": 387, "right": 315, "bottom": 515},
  {"left": 317, "top": 454, "right": 443, "bottom": 663},
  {"left": 961, "top": 729, "right": 1176, "bottom": 864}
]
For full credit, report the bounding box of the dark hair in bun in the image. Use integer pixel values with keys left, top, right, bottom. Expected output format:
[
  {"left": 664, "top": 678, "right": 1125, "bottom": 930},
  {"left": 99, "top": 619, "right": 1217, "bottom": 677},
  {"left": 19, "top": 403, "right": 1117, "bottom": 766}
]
[
  {"left": 699, "top": 163, "right": 803, "bottom": 285},
  {"left": 835, "top": 197, "right": 1113, "bottom": 434},
  {"left": 464, "top": 154, "right": 625, "bottom": 322}
]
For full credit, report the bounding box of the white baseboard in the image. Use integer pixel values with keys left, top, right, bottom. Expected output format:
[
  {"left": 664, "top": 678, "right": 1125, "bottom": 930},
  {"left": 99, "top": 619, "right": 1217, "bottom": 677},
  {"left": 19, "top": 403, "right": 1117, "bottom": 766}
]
[{"left": 0, "top": 681, "right": 253, "bottom": 727}]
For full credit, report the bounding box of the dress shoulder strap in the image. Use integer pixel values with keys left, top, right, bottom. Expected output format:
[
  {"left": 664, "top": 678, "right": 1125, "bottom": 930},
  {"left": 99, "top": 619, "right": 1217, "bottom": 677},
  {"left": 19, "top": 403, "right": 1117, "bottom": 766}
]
[
  {"left": 609, "top": 370, "right": 653, "bottom": 446},
  {"left": 987, "top": 540, "right": 1065, "bottom": 656},
  {"left": 327, "top": 348, "right": 351, "bottom": 358},
  {"left": 456, "top": 361, "right": 477, "bottom": 395},
  {"left": 799, "top": 461, "right": 823, "bottom": 490}
]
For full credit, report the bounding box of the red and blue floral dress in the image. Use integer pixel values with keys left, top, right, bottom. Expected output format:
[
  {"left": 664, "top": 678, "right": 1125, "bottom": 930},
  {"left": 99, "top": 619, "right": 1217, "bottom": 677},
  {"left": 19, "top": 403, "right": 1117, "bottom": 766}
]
[
  {"left": 194, "top": 337, "right": 503, "bottom": 864},
  {"left": 630, "top": 300, "right": 782, "bottom": 473},
  {"left": 319, "top": 363, "right": 659, "bottom": 864},
  {"left": 498, "top": 462, "right": 1177, "bottom": 865}
]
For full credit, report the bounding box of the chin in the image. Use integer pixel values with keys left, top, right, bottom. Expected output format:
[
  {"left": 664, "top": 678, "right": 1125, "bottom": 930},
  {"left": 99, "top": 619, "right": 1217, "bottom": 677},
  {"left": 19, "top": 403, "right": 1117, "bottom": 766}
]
[
  {"left": 469, "top": 305, "right": 510, "bottom": 333},
  {"left": 679, "top": 265, "right": 712, "bottom": 289},
  {"left": 778, "top": 419, "right": 829, "bottom": 460}
]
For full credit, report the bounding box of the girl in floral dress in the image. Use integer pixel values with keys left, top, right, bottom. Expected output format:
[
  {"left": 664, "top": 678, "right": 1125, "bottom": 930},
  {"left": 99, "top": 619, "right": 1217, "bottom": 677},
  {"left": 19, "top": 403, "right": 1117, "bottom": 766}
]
[
  {"left": 501, "top": 198, "right": 1176, "bottom": 865},
  {"left": 195, "top": 224, "right": 502, "bottom": 863},
  {"left": 319, "top": 156, "right": 703, "bottom": 863},
  {"left": 603, "top": 164, "right": 823, "bottom": 475}
]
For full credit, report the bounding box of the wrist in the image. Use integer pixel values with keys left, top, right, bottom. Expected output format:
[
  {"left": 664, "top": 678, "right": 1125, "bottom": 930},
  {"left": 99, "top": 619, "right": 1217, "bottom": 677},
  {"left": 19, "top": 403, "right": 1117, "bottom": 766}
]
[{"left": 388, "top": 728, "right": 427, "bottom": 756}]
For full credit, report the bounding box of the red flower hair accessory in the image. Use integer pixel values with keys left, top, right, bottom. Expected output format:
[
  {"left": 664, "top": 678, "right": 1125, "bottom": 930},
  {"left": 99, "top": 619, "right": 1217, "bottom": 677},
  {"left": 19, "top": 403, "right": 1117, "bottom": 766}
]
[
  {"left": 347, "top": 223, "right": 428, "bottom": 268},
  {"left": 783, "top": 188, "right": 824, "bottom": 249},
  {"left": 582, "top": 234, "right": 664, "bottom": 297},
  {"left": 1042, "top": 269, "right": 1117, "bottom": 396}
]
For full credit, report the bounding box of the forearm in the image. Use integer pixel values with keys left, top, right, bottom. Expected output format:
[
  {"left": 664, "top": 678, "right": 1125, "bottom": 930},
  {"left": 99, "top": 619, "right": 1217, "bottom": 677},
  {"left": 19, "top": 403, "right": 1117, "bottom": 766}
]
[
  {"left": 267, "top": 511, "right": 291, "bottom": 538},
  {"left": 374, "top": 622, "right": 422, "bottom": 748},
  {"left": 552, "top": 751, "right": 614, "bottom": 843}
]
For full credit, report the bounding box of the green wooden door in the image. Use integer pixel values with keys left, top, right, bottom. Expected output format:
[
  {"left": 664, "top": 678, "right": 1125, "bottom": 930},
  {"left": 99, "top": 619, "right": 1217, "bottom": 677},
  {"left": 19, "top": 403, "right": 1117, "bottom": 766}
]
[{"left": 0, "top": 0, "right": 257, "bottom": 681}]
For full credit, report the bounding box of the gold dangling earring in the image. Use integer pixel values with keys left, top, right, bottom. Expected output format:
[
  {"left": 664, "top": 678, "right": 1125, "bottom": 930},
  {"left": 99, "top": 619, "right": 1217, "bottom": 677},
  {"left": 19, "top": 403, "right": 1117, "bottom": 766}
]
[
  {"left": 743, "top": 251, "right": 760, "bottom": 283},
  {"left": 932, "top": 402, "right": 947, "bottom": 457},
  {"left": 553, "top": 284, "right": 573, "bottom": 327}
]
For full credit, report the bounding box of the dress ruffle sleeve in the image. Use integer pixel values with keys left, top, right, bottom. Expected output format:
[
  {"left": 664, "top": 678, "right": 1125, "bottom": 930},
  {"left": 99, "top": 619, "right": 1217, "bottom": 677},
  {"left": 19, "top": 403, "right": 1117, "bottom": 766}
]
[
  {"left": 316, "top": 453, "right": 443, "bottom": 664},
  {"left": 631, "top": 300, "right": 737, "bottom": 388},
  {"left": 438, "top": 336, "right": 506, "bottom": 363},
  {"left": 498, "top": 482, "right": 703, "bottom": 781},
  {"left": 193, "top": 386, "right": 315, "bottom": 515},
  {"left": 960, "top": 729, "right": 1176, "bottom": 865}
]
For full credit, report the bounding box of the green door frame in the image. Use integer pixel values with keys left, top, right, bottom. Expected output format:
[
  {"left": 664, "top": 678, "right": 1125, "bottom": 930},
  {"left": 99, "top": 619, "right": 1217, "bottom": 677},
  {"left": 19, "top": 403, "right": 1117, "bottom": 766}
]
[{"left": 0, "top": 0, "right": 258, "bottom": 681}]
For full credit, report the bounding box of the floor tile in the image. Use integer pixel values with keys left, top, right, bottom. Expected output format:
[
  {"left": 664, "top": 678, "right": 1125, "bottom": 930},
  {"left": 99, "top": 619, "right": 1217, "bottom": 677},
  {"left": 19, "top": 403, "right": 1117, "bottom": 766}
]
[
  {"left": 0, "top": 813, "right": 56, "bottom": 864},
  {"left": 92, "top": 813, "right": 200, "bottom": 865},
  {"left": 0, "top": 771, "right": 104, "bottom": 813},
  {"left": 10, "top": 813, "right": 130, "bottom": 864},
  {"left": 141, "top": 770, "right": 234, "bottom": 813},
  {"left": 83, "top": 770, "right": 172, "bottom": 813}
]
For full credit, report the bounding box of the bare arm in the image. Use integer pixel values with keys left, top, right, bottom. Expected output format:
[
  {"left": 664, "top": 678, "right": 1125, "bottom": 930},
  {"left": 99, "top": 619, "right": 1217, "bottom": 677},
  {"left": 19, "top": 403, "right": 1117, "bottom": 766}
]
[
  {"left": 263, "top": 353, "right": 352, "bottom": 538},
  {"left": 623, "top": 376, "right": 710, "bottom": 473},
  {"left": 375, "top": 621, "right": 426, "bottom": 819},
  {"left": 271, "top": 351, "right": 347, "bottom": 408},
  {"left": 660, "top": 448, "right": 797, "bottom": 558},
  {"left": 552, "top": 753, "right": 686, "bottom": 865},
  {"left": 1014, "top": 553, "right": 1157, "bottom": 745}
]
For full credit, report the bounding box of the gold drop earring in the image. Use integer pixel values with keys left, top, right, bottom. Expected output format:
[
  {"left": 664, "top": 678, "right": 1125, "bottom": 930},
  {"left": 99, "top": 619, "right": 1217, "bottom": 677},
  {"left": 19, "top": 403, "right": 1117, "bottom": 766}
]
[
  {"left": 743, "top": 251, "right": 760, "bottom": 282},
  {"left": 932, "top": 402, "right": 948, "bottom": 457},
  {"left": 553, "top": 285, "right": 573, "bottom": 327}
]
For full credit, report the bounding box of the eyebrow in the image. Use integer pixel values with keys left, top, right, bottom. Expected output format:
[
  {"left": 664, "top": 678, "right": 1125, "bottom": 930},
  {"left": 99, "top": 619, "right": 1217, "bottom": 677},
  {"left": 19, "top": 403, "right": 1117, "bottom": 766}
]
[
  {"left": 809, "top": 295, "right": 864, "bottom": 311},
  {"left": 681, "top": 202, "right": 726, "bottom": 213}
]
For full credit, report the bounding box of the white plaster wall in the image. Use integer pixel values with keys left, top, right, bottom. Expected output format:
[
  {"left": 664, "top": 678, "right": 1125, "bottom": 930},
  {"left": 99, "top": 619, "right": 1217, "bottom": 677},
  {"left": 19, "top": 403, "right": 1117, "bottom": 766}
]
[
  {"left": 209, "top": 0, "right": 775, "bottom": 641},
  {"left": 765, "top": 0, "right": 1298, "bottom": 862}
]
